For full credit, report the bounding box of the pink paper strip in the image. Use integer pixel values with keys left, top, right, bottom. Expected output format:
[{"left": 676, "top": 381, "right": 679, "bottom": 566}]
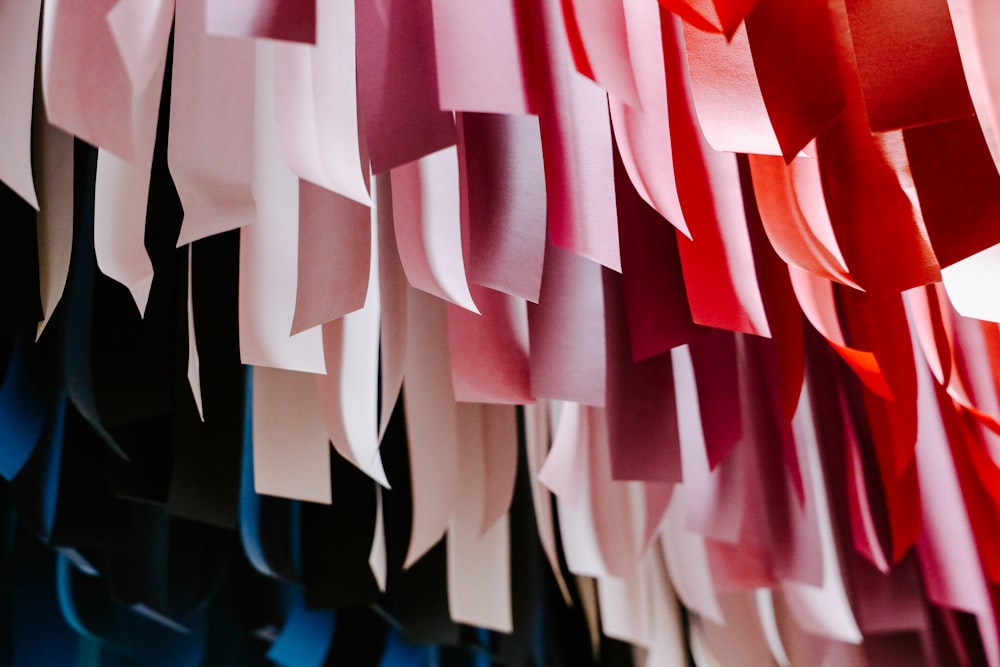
[
  {"left": 273, "top": 0, "right": 370, "bottom": 206},
  {"left": 459, "top": 113, "right": 547, "bottom": 303},
  {"left": 390, "top": 147, "right": 479, "bottom": 314},
  {"left": 562, "top": 0, "right": 641, "bottom": 108},
  {"left": 238, "top": 43, "right": 326, "bottom": 374},
  {"left": 206, "top": 0, "right": 316, "bottom": 44},
  {"left": 446, "top": 284, "right": 532, "bottom": 404},
  {"left": 430, "top": 0, "right": 531, "bottom": 114},
  {"left": 170, "top": 0, "right": 256, "bottom": 247},
  {"left": 252, "top": 367, "right": 331, "bottom": 504},
  {"left": 292, "top": 182, "right": 371, "bottom": 335},
  {"left": 532, "top": 0, "right": 621, "bottom": 271},
  {"left": 355, "top": 0, "right": 456, "bottom": 174},
  {"left": 609, "top": 0, "right": 688, "bottom": 237},
  {"left": 479, "top": 404, "right": 519, "bottom": 534},
  {"left": 0, "top": 0, "right": 42, "bottom": 209},
  {"left": 528, "top": 245, "right": 606, "bottom": 406},
  {"left": 402, "top": 287, "right": 460, "bottom": 568},
  {"left": 42, "top": 0, "right": 136, "bottom": 159},
  {"left": 659, "top": 489, "right": 724, "bottom": 624}
]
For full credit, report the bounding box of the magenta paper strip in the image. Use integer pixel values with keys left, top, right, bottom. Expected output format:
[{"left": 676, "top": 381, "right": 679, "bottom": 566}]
[
  {"left": 355, "top": 0, "right": 456, "bottom": 174},
  {"left": 206, "top": 0, "right": 316, "bottom": 44},
  {"left": 528, "top": 245, "right": 606, "bottom": 406},
  {"left": 460, "top": 113, "right": 547, "bottom": 303}
]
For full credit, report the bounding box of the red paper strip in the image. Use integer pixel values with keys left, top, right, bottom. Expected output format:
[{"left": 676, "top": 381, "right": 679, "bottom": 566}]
[
  {"left": 815, "top": 0, "right": 941, "bottom": 293},
  {"left": 905, "top": 117, "right": 1000, "bottom": 268},
  {"left": 659, "top": 0, "right": 759, "bottom": 37},
  {"left": 688, "top": 330, "right": 743, "bottom": 469},
  {"left": 206, "top": 0, "right": 316, "bottom": 44},
  {"left": 446, "top": 284, "right": 532, "bottom": 405},
  {"left": 528, "top": 245, "right": 606, "bottom": 406},
  {"left": 529, "top": 0, "right": 621, "bottom": 271},
  {"left": 355, "top": 0, "right": 456, "bottom": 174},
  {"left": 431, "top": 0, "right": 531, "bottom": 114},
  {"left": 842, "top": 0, "right": 974, "bottom": 132},
  {"left": 745, "top": 0, "right": 845, "bottom": 161},
  {"left": 603, "top": 269, "right": 682, "bottom": 483},
  {"left": 459, "top": 113, "right": 546, "bottom": 303},
  {"left": 748, "top": 154, "right": 856, "bottom": 287},
  {"left": 609, "top": 0, "right": 688, "bottom": 237},
  {"left": 662, "top": 10, "right": 771, "bottom": 337}
]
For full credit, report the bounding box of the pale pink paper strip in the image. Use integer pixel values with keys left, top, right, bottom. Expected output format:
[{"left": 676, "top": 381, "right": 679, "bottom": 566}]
[
  {"left": 538, "top": 401, "right": 588, "bottom": 507},
  {"left": 252, "top": 366, "right": 331, "bottom": 504},
  {"left": 0, "top": 0, "right": 42, "bottom": 209},
  {"left": 273, "top": 0, "right": 370, "bottom": 206},
  {"left": 643, "top": 547, "right": 688, "bottom": 667},
  {"left": 447, "top": 403, "right": 513, "bottom": 632},
  {"left": 292, "top": 182, "right": 371, "bottom": 335},
  {"left": 206, "top": 0, "right": 316, "bottom": 44},
  {"left": 699, "top": 594, "right": 782, "bottom": 667},
  {"left": 780, "top": 379, "right": 862, "bottom": 643},
  {"left": 672, "top": 344, "right": 745, "bottom": 542},
  {"left": 316, "top": 212, "right": 387, "bottom": 487},
  {"left": 598, "top": 571, "right": 651, "bottom": 649},
  {"left": 369, "top": 485, "right": 387, "bottom": 592},
  {"left": 941, "top": 242, "right": 1000, "bottom": 322},
  {"left": 402, "top": 287, "right": 461, "bottom": 568},
  {"left": 536, "top": 0, "right": 621, "bottom": 272},
  {"left": 377, "top": 173, "right": 408, "bottom": 439},
  {"left": 524, "top": 402, "right": 573, "bottom": 604},
  {"left": 42, "top": 0, "right": 136, "bottom": 159},
  {"left": 170, "top": 0, "right": 256, "bottom": 247},
  {"left": 239, "top": 42, "right": 326, "bottom": 374},
  {"left": 391, "top": 147, "right": 479, "bottom": 313},
  {"left": 447, "top": 285, "right": 532, "bottom": 404},
  {"left": 94, "top": 0, "right": 173, "bottom": 313},
  {"left": 431, "top": 0, "right": 531, "bottom": 114},
  {"left": 565, "top": 0, "right": 642, "bottom": 108},
  {"left": 683, "top": 21, "right": 782, "bottom": 155},
  {"left": 186, "top": 246, "right": 205, "bottom": 421},
  {"left": 659, "top": 488, "right": 725, "bottom": 624},
  {"left": 609, "top": 0, "right": 689, "bottom": 237},
  {"left": 34, "top": 117, "right": 74, "bottom": 340},
  {"left": 480, "top": 404, "right": 519, "bottom": 534},
  {"left": 754, "top": 589, "right": 792, "bottom": 667}
]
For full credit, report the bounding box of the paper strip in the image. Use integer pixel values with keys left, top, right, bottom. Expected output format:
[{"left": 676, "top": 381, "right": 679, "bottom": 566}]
[
  {"left": 252, "top": 366, "right": 331, "bottom": 504},
  {"left": 273, "top": 0, "right": 370, "bottom": 206},
  {"left": 355, "top": 0, "right": 456, "bottom": 174},
  {"left": 206, "top": 0, "right": 316, "bottom": 44},
  {"left": 238, "top": 41, "right": 325, "bottom": 374},
  {"left": 170, "top": 0, "right": 256, "bottom": 247},
  {"left": 0, "top": 0, "right": 42, "bottom": 209}
]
